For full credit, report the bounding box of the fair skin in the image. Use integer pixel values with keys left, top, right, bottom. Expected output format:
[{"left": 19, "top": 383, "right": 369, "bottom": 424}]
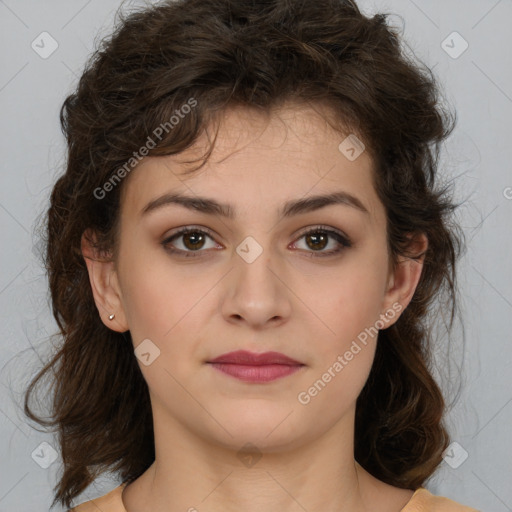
[{"left": 82, "top": 102, "right": 427, "bottom": 512}]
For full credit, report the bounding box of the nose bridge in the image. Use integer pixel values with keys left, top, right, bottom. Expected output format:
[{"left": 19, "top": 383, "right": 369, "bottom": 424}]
[
  {"left": 235, "top": 233, "right": 281, "bottom": 296},
  {"left": 222, "top": 232, "right": 291, "bottom": 326}
]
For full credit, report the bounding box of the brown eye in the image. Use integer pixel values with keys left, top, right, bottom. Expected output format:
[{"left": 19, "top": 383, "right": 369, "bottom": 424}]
[
  {"left": 162, "top": 227, "right": 219, "bottom": 258},
  {"left": 181, "top": 231, "right": 207, "bottom": 250},
  {"left": 304, "top": 232, "right": 329, "bottom": 251},
  {"left": 292, "top": 226, "right": 352, "bottom": 257}
]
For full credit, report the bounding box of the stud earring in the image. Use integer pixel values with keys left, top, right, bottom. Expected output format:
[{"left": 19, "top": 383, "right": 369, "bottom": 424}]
[{"left": 108, "top": 313, "right": 115, "bottom": 320}]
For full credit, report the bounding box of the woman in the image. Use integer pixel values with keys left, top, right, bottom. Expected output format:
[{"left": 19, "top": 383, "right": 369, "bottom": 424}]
[{"left": 24, "top": 0, "right": 478, "bottom": 510}]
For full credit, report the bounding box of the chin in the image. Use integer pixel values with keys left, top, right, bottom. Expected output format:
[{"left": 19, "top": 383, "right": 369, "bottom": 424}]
[{"left": 203, "top": 404, "right": 311, "bottom": 452}]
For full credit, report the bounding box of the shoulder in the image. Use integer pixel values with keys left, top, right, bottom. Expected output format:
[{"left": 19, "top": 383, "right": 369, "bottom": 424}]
[
  {"left": 402, "top": 488, "right": 480, "bottom": 512},
  {"left": 68, "top": 482, "right": 127, "bottom": 512}
]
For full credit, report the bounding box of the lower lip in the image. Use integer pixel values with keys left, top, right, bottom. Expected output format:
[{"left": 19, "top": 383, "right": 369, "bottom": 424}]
[{"left": 207, "top": 363, "right": 304, "bottom": 382}]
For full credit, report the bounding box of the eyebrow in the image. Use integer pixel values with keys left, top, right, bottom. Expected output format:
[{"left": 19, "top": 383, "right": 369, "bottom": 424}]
[{"left": 140, "top": 190, "right": 370, "bottom": 219}]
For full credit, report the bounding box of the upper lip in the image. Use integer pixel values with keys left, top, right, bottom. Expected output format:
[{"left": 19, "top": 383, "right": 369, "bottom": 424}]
[{"left": 207, "top": 350, "right": 304, "bottom": 366}]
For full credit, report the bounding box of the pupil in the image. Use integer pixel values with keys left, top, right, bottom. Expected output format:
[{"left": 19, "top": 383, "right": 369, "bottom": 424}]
[
  {"left": 185, "top": 232, "right": 204, "bottom": 250},
  {"left": 307, "top": 233, "right": 327, "bottom": 250}
]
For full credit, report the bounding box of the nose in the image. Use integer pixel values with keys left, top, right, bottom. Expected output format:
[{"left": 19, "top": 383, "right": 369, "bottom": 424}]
[{"left": 220, "top": 244, "right": 292, "bottom": 330}]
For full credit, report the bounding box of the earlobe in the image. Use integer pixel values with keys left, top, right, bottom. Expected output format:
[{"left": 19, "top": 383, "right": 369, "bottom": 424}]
[
  {"left": 81, "top": 229, "right": 129, "bottom": 332},
  {"left": 381, "top": 232, "right": 428, "bottom": 326}
]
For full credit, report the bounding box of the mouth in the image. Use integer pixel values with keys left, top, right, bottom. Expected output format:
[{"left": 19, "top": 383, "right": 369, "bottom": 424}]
[
  {"left": 207, "top": 350, "right": 303, "bottom": 366},
  {"left": 206, "top": 350, "right": 305, "bottom": 383}
]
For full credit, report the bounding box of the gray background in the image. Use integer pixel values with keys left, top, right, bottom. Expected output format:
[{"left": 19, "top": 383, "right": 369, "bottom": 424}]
[{"left": 0, "top": 0, "right": 511, "bottom": 510}]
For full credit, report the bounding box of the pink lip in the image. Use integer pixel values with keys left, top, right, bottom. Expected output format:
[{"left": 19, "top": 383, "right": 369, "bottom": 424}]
[
  {"left": 208, "top": 350, "right": 303, "bottom": 365},
  {"left": 207, "top": 350, "right": 305, "bottom": 383}
]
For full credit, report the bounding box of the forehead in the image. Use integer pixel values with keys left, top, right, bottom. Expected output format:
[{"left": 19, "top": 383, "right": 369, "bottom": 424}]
[{"left": 120, "top": 102, "right": 382, "bottom": 223}]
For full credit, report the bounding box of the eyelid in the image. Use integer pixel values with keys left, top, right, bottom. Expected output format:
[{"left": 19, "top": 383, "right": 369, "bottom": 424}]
[
  {"left": 294, "top": 224, "right": 350, "bottom": 243},
  {"left": 161, "top": 224, "right": 352, "bottom": 257},
  {"left": 161, "top": 225, "right": 221, "bottom": 254}
]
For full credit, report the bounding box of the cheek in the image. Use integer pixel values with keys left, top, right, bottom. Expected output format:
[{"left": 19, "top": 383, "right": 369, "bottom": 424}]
[
  {"left": 298, "top": 277, "right": 382, "bottom": 412},
  {"left": 299, "top": 340, "right": 376, "bottom": 423},
  {"left": 117, "top": 242, "right": 175, "bottom": 337},
  {"left": 309, "top": 262, "right": 386, "bottom": 350},
  {"left": 118, "top": 242, "right": 215, "bottom": 343}
]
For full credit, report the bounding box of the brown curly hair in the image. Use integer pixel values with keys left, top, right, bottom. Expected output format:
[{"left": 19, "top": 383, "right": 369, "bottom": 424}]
[{"left": 23, "top": 0, "right": 466, "bottom": 509}]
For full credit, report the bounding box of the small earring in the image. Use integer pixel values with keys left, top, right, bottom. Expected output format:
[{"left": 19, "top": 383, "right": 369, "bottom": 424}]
[{"left": 108, "top": 313, "right": 115, "bottom": 320}]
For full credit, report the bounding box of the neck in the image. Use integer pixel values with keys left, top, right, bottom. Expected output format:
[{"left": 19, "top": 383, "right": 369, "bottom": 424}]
[{"left": 123, "top": 403, "right": 377, "bottom": 512}]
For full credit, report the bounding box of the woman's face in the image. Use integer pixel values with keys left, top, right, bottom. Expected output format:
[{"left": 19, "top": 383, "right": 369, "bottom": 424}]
[{"left": 88, "top": 102, "right": 422, "bottom": 453}]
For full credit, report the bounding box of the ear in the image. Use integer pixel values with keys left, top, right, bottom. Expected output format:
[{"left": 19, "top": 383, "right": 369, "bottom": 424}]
[
  {"left": 81, "top": 228, "right": 129, "bottom": 332},
  {"left": 380, "top": 232, "right": 428, "bottom": 327}
]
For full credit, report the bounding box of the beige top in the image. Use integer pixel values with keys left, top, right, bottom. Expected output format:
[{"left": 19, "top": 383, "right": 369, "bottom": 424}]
[{"left": 70, "top": 482, "right": 480, "bottom": 511}]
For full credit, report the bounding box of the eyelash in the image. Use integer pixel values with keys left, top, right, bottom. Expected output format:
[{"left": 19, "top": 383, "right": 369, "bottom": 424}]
[{"left": 161, "top": 225, "right": 352, "bottom": 259}]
